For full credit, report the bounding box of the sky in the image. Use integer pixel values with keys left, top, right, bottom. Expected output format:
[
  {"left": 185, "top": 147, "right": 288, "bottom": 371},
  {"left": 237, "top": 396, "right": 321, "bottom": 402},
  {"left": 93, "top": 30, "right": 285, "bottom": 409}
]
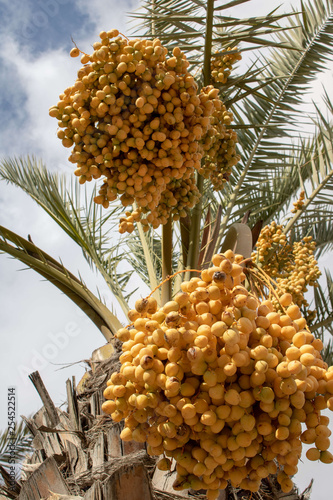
[{"left": 0, "top": 0, "right": 333, "bottom": 498}]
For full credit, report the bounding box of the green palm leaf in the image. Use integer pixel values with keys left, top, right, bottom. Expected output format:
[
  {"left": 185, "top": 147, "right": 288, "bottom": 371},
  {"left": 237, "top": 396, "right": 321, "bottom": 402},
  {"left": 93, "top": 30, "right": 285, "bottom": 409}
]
[
  {"left": 0, "top": 419, "right": 32, "bottom": 470},
  {"left": 308, "top": 270, "right": 333, "bottom": 365},
  {"left": 131, "top": 0, "right": 296, "bottom": 94},
  {"left": 213, "top": 0, "right": 333, "bottom": 250},
  {"left": 308, "top": 219, "right": 333, "bottom": 257},
  {"left": 0, "top": 226, "right": 122, "bottom": 338},
  {"left": 0, "top": 156, "right": 131, "bottom": 315},
  {"left": 223, "top": 117, "right": 333, "bottom": 236}
]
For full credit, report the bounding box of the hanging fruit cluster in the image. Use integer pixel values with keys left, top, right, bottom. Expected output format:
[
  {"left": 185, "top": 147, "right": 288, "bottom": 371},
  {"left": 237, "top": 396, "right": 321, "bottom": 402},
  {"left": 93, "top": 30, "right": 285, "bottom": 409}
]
[
  {"left": 102, "top": 251, "right": 333, "bottom": 500},
  {"left": 49, "top": 31, "right": 240, "bottom": 233},
  {"left": 211, "top": 47, "right": 242, "bottom": 84},
  {"left": 291, "top": 190, "right": 306, "bottom": 213},
  {"left": 252, "top": 222, "right": 287, "bottom": 266},
  {"left": 199, "top": 99, "right": 240, "bottom": 191},
  {"left": 252, "top": 221, "right": 321, "bottom": 308},
  {"left": 202, "top": 47, "right": 241, "bottom": 190}
]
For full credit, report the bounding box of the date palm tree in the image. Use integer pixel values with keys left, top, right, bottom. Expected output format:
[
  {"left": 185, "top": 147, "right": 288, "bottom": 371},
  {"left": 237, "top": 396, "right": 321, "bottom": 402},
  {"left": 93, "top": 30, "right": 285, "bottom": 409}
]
[{"left": 1, "top": 0, "right": 333, "bottom": 498}]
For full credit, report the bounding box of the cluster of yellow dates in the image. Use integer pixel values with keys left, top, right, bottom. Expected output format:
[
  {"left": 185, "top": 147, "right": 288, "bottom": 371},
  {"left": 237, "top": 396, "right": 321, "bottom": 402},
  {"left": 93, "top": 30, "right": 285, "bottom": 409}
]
[
  {"left": 253, "top": 221, "right": 321, "bottom": 309},
  {"left": 50, "top": 31, "right": 240, "bottom": 233},
  {"left": 102, "top": 251, "right": 333, "bottom": 499},
  {"left": 211, "top": 47, "right": 242, "bottom": 84}
]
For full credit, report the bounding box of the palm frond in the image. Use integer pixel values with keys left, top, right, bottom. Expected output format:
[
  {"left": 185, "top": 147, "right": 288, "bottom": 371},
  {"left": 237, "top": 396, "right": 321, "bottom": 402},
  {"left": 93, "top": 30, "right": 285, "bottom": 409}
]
[
  {"left": 0, "top": 156, "right": 132, "bottom": 315},
  {"left": 130, "top": 0, "right": 296, "bottom": 91},
  {"left": 227, "top": 117, "right": 333, "bottom": 235},
  {"left": 0, "top": 226, "right": 122, "bottom": 338},
  {"left": 283, "top": 120, "right": 333, "bottom": 235},
  {"left": 213, "top": 0, "right": 333, "bottom": 251},
  {"left": 308, "top": 270, "right": 333, "bottom": 364},
  {"left": 0, "top": 419, "right": 32, "bottom": 469},
  {"left": 309, "top": 218, "right": 333, "bottom": 257}
]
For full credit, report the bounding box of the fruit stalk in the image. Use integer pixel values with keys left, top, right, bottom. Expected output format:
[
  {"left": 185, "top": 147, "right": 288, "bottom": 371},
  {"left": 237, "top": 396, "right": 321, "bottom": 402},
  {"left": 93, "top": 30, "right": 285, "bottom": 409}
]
[{"left": 161, "top": 218, "right": 173, "bottom": 304}]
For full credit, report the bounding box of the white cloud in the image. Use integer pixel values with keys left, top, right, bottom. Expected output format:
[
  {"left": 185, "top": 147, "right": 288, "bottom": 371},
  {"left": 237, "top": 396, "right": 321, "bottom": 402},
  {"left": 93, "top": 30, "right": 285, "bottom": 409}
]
[
  {"left": 0, "top": 0, "right": 34, "bottom": 38},
  {"left": 0, "top": 38, "right": 76, "bottom": 168},
  {"left": 75, "top": 0, "right": 140, "bottom": 38}
]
